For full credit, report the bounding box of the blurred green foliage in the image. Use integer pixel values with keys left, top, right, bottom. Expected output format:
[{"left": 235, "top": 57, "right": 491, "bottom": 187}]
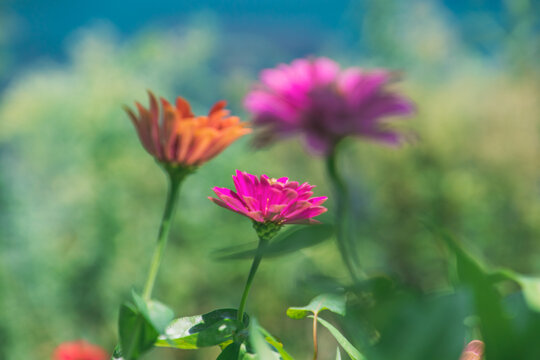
[{"left": 0, "top": 1, "right": 539, "bottom": 359}]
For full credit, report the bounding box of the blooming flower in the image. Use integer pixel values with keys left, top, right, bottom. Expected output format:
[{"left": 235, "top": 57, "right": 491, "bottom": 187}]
[
  {"left": 53, "top": 340, "right": 108, "bottom": 360},
  {"left": 244, "top": 57, "right": 415, "bottom": 154},
  {"left": 125, "top": 91, "right": 251, "bottom": 166},
  {"left": 209, "top": 170, "right": 327, "bottom": 226}
]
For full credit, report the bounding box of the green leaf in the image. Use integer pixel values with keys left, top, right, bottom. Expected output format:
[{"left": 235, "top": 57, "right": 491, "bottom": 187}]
[
  {"left": 287, "top": 293, "right": 345, "bottom": 319},
  {"left": 116, "top": 291, "right": 175, "bottom": 359},
  {"left": 257, "top": 325, "right": 295, "bottom": 360},
  {"left": 249, "top": 318, "right": 280, "bottom": 360},
  {"left": 346, "top": 289, "right": 472, "bottom": 360},
  {"left": 312, "top": 316, "right": 365, "bottom": 360},
  {"left": 503, "top": 291, "right": 540, "bottom": 359},
  {"left": 131, "top": 291, "right": 174, "bottom": 334},
  {"left": 335, "top": 348, "right": 342, "bottom": 360},
  {"left": 264, "top": 337, "right": 295, "bottom": 360},
  {"left": 217, "top": 341, "right": 258, "bottom": 360},
  {"left": 118, "top": 303, "right": 159, "bottom": 360},
  {"left": 515, "top": 276, "right": 540, "bottom": 312},
  {"left": 213, "top": 224, "right": 334, "bottom": 260},
  {"left": 155, "top": 308, "right": 248, "bottom": 349},
  {"left": 423, "top": 226, "right": 540, "bottom": 359},
  {"left": 217, "top": 342, "right": 242, "bottom": 360},
  {"left": 438, "top": 231, "right": 516, "bottom": 360},
  {"left": 489, "top": 269, "right": 540, "bottom": 313}
]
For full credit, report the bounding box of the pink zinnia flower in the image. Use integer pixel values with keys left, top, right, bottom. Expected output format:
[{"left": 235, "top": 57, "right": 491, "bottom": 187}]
[
  {"left": 53, "top": 340, "right": 108, "bottom": 360},
  {"left": 244, "top": 57, "right": 415, "bottom": 154},
  {"left": 209, "top": 170, "right": 327, "bottom": 225},
  {"left": 125, "top": 91, "right": 251, "bottom": 166}
]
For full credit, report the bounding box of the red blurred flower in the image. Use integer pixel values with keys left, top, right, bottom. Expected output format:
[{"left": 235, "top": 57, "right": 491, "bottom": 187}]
[{"left": 53, "top": 340, "right": 108, "bottom": 360}]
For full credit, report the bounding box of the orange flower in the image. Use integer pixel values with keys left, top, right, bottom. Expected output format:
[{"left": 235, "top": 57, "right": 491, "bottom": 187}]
[{"left": 125, "top": 91, "right": 251, "bottom": 166}]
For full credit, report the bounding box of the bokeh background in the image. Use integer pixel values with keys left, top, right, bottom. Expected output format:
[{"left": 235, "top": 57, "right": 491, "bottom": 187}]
[{"left": 0, "top": 0, "right": 539, "bottom": 359}]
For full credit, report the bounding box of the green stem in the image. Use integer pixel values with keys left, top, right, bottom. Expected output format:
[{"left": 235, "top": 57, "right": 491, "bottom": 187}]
[
  {"left": 312, "top": 311, "right": 319, "bottom": 360},
  {"left": 326, "top": 146, "right": 347, "bottom": 197},
  {"left": 326, "top": 145, "right": 359, "bottom": 282},
  {"left": 237, "top": 237, "right": 269, "bottom": 323},
  {"left": 142, "top": 172, "right": 183, "bottom": 301}
]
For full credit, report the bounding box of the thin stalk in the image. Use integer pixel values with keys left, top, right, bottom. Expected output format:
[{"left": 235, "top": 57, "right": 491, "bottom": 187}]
[
  {"left": 312, "top": 311, "right": 319, "bottom": 360},
  {"left": 142, "top": 173, "right": 182, "bottom": 301},
  {"left": 237, "top": 237, "right": 269, "bottom": 323},
  {"left": 325, "top": 146, "right": 359, "bottom": 282}
]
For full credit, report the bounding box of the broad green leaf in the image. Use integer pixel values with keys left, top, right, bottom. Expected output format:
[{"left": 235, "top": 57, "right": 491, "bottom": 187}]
[
  {"left": 261, "top": 224, "right": 334, "bottom": 256},
  {"left": 249, "top": 318, "right": 280, "bottom": 360},
  {"left": 218, "top": 342, "right": 242, "bottom": 360},
  {"left": 131, "top": 291, "right": 174, "bottom": 334},
  {"left": 346, "top": 289, "right": 472, "bottom": 360},
  {"left": 157, "top": 318, "right": 236, "bottom": 349},
  {"left": 438, "top": 231, "right": 516, "bottom": 360},
  {"left": 118, "top": 303, "right": 159, "bottom": 360},
  {"left": 212, "top": 241, "right": 256, "bottom": 259},
  {"left": 312, "top": 316, "right": 365, "bottom": 360},
  {"left": 117, "top": 291, "right": 174, "bottom": 359},
  {"left": 155, "top": 308, "right": 248, "bottom": 349},
  {"left": 213, "top": 224, "right": 334, "bottom": 260},
  {"left": 425, "top": 226, "right": 540, "bottom": 359},
  {"left": 489, "top": 269, "right": 540, "bottom": 313},
  {"left": 516, "top": 276, "right": 540, "bottom": 312},
  {"left": 287, "top": 293, "right": 345, "bottom": 319},
  {"left": 336, "top": 348, "right": 342, "bottom": 360},
  {"left": 503, "top": 292, "right": 540, "bottom": 359}
]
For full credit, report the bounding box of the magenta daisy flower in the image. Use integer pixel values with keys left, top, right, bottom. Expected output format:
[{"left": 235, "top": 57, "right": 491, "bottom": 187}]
[
  {"left": 244, "top": 57, "right": 415, "bottom": 155},
  {"left": 209, "top": 170, "right": 327, "bottom": 226}
]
